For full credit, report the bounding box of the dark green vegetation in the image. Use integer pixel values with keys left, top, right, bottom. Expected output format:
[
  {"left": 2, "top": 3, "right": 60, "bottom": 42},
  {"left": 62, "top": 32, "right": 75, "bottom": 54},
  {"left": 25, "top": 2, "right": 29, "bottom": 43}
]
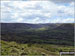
[{"left": 1, "top": 23, "right": 74, "bottom": 55}]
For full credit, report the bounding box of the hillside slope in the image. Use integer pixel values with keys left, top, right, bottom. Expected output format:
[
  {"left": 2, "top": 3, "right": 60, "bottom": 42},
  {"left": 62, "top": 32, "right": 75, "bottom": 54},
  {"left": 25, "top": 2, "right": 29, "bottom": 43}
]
[{"left": 1, "top": 23, "right": 74, "bottom": 46}]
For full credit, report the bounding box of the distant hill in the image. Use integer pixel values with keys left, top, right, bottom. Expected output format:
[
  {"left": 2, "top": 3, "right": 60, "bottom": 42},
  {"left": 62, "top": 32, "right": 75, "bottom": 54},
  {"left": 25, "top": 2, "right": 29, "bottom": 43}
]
[
  {"left": 55, "top": 24, "right": 74, "bottom": 30},
  {"left": 1, "top": 23, "right": 60, "bottom": 33},
  {"left": 1, "top": 23, "right": 74, "bottom": 46},
  {"left": 1, "top": 23, "right": 60, "bottom": 30}
]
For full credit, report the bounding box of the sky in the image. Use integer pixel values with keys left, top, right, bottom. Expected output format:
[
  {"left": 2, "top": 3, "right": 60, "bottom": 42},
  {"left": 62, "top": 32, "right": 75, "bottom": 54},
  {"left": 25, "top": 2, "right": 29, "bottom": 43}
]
[{"left": 1, "top": 0, "right": 75, "bottom": 23}]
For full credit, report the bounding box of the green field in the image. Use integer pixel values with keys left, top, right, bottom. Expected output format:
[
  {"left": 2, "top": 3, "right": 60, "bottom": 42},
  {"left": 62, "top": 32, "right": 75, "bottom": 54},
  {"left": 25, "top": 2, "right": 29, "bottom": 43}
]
[{"left": 1, "top": 40, "right": 74, "bottom": 55}]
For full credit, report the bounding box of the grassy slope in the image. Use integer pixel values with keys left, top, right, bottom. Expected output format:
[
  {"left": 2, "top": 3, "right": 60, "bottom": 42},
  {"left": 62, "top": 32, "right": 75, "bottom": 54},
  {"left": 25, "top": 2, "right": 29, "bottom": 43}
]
[{"left": 1, "top": 40, "right": 74, "bottom": 55}]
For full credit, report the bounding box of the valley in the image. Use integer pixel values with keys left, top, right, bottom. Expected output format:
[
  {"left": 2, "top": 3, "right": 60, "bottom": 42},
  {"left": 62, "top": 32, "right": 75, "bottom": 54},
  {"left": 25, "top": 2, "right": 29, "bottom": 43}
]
[{"left": 1, "top": 23, "right": 74, "bottom": 55}]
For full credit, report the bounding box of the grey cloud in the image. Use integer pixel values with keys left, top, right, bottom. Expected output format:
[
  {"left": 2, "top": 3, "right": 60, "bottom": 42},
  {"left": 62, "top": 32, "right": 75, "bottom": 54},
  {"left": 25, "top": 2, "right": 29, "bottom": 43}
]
[
  {"left": 25, "top": 0, "right": 74, "bottom": 3},
  {"left": 49, "top": 0, "right": 74, "bottom": 3},
  {"left": 28, "top": 0, "right": 74, "bottom": 3}
]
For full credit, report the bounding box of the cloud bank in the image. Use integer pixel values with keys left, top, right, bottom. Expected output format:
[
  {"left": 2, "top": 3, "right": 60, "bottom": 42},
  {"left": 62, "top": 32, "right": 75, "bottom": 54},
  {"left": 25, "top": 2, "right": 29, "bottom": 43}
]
[{"left": 1, "top": 0, "right": 74, "bottom": 23}]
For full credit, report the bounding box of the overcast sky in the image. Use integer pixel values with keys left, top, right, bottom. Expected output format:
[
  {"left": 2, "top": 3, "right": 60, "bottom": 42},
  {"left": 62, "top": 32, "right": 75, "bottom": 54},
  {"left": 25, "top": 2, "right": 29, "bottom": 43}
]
[{"left": 1, "top": 0, "right": 74, "bottom": 23}]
